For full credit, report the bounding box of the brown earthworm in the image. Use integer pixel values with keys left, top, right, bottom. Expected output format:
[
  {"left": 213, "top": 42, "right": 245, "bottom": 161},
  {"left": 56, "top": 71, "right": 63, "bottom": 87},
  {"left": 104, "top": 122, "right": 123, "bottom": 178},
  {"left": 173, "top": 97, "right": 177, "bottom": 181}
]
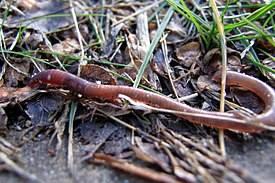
[{"left": 28, "top": 69, "right": 275, "bottom": 133}]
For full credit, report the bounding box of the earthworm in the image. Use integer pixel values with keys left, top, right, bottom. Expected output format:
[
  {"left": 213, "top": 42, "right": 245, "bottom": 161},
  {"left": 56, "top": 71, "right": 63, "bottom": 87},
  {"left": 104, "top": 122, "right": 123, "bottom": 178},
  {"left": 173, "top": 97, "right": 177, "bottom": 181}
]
[{"left": 28, "top": 69, "right": 275, "bottom": 133}]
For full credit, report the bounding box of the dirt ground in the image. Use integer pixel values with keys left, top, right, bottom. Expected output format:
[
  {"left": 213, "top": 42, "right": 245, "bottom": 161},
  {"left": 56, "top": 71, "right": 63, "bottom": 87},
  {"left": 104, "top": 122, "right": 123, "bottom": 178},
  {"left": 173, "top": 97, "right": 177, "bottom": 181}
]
[
  {"left": 0, "top": 129, "right": 150, "bottom": 183},
  {"left": 0, "top": 125, "right": 274, "bottom": 183}
]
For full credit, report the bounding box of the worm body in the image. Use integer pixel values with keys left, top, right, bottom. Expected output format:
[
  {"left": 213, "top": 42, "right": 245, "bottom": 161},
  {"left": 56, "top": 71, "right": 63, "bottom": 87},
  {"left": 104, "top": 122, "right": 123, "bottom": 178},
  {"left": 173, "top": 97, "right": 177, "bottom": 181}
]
[{"left": 29, "top": 69, "right": 275, "bottom": 133}]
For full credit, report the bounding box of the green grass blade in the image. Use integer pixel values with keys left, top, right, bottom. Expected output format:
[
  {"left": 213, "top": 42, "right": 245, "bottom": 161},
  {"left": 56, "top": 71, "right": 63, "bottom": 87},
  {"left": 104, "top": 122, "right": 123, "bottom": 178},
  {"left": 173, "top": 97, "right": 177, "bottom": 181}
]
[
  {"left": 133, "top": 4, "right": 175, "bottom": 87},
  {"left": 167, "top": 0, "right": 210, "bottom": 30},
  {"left": 68, "top": 101, "right": 77, "bottom": 133},
  {"left": 223, "top": 3, "right": 275, "bottom": 32},
  {"left": 242, "top": 18, "right": 275, "bottom": 47}
]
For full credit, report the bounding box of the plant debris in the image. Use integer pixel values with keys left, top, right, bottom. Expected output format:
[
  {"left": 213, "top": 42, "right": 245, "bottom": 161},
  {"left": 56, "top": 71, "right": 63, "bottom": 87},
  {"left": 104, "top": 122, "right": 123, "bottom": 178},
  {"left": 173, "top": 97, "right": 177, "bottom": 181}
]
[{"left": 0, "top": 0, "right": 274, "bottom": 182}]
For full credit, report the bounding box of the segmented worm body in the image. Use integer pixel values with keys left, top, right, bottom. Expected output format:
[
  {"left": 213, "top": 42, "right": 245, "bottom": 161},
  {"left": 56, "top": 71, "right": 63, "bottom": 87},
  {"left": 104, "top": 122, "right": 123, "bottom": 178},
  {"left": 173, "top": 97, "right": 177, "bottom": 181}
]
[{"left": 29, "top": 69, "right": 275, "bottom": 133}]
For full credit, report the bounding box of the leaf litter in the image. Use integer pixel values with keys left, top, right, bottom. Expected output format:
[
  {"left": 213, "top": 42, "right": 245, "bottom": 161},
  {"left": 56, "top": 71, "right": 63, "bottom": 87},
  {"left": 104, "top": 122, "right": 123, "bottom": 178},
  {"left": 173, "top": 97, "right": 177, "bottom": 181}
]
[{"left": 0, "top": 0, "right": 274, "bottom": 182}]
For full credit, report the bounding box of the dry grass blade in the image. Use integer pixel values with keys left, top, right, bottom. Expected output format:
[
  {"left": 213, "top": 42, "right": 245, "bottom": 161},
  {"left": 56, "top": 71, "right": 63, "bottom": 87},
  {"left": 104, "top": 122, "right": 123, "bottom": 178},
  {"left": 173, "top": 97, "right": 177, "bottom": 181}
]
[
  {"left": 160, "top": 129, "right": 257, "bottom": 183},
  {"left": 93, "top": 153, "right": 180, "bottom": 183},
  {"left": 70, "top": 0, "right": 86, "bottom": 68},
  {"left": 112, "top": 0, "right": 165, "bottom": 27},
  {"left": 209, "top": 0, "right": 227, "bottom": 157}
]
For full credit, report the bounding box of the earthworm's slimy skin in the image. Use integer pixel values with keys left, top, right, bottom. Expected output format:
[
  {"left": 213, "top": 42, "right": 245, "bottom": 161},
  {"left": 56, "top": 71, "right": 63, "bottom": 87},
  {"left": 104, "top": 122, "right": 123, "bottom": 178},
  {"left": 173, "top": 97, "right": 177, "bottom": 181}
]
[
  {"left": 213, "top": 71, "right": 275, "bottom": 128},
  {"left": 29, "top": 69, "right": 275, "bottom": 133}
]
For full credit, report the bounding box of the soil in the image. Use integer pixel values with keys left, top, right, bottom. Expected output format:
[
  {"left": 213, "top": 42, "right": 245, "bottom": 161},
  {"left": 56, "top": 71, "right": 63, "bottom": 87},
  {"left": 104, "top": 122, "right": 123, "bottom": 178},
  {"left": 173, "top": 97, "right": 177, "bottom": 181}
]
[{"left": 0, "top": 127, "right": 274, "bottom": 183}]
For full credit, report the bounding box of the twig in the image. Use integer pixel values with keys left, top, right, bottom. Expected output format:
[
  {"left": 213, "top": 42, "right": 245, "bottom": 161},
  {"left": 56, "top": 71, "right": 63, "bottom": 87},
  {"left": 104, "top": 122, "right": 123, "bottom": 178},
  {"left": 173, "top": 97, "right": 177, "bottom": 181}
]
[
  {"left": 93, "top": 153, "right": 180, "bottom": 183},
  {"left": 112, "top": 0, "right": 164, "bottom": 27}
]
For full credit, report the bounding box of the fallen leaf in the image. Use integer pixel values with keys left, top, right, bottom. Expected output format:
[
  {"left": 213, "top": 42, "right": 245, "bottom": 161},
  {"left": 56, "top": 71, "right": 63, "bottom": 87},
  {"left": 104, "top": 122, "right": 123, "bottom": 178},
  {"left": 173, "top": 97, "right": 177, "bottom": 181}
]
[
  {"left": 26, "top": 94, "right": 64, "bottom": 125},
  {"left": 5, "top": 1, "right": 81, "bottom": 33},
  {"left": 81, "top": 64, "right": 116, "bottom": 85},
  {"left": 4, "top": 58, "right": 30, "bottom": 87},
  {"left": 176, "top": 42, "right": 201, "bottom": 68}
]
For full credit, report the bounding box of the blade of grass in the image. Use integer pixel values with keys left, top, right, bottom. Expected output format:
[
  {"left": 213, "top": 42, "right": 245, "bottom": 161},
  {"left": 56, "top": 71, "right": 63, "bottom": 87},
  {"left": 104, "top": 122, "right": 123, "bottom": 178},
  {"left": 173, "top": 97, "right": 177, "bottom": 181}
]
[
  {"left": 133, "top": 4, "right": 175, "bottom": 87},
  {"left": 70, "top": 1, "right": 85, "bottom": 68},
  {"left": 242, "top": 18, "right": 275, "bottom": 47},
  {"left": 244, "top": 56, "right": 275, "bottom": 74},
  {"left": 9, "top": 13, "right": 104, "bottom": 25},
  {"left": 232, "top": 28, "right": 275, "bottom": 74},
  {"left": 68, "top": 101, "right": 77, "bottom": 176},
  {"left": 167, "top": 0, "right": 210, "bottom": 29},
  {"left": 148, "top": 1, "right": 168, "bottom": 22},
  {"left": 210, "top": 0, "right": 227, "bottom": 157},
  {"left": 179, "top": 0, "right": 207, "bottom": 44},
  {"left": 228, "top": 34, "right": 275, "bottom": 41},
  {"left": 271, "top": 11, "right": 275, "bottom": 32},
  {"left": 258, "top": 48, "right": 275, "bottom": 61},
  {"left": 0, "top": 0, "right": 12, "bottom": 31},
  {"left": 223, "top": 3, "right": 275, "bottom": 33},
  {"left": 0, "top": 1, "right": 28, "bottom": 75},
  {"left": 262, "top": 11, "right": 274, "bottom": 31},
  {"left": 1, "top": 50, "right": 56, "bottom": 67},
  {"left": 167, "top": 0, "right": 218, "bottom": 48},
  {"left": 112, "top": 0, "right": 165, "bottom": 27},
  {"left": 3, "top": 49, "right": 134, "bottom": 68},
  {"left": 108, "top": 69, "right": 162, "bottom": 94},
  {"left": 202, "top": 3, "right": 269, "bottom": 10}
]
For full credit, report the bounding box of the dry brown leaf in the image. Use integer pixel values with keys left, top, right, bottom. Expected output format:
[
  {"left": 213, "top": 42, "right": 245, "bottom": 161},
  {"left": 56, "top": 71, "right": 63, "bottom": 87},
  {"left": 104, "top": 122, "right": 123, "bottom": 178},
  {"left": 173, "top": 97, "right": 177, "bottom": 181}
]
[
  {"left": 5, "top": 1, "right": 81, "bottom": 33},
  {"left": 176, "top": 42, "right": 201, "bottom": 68},
  {"left": 26, "top": 94, "right": 64, "bottom": 125},
  {"left": 196, "top": 75, "right": 221, "bottom": 92},
  {"left": 51, "top": 38, "right": 80, "bottom": 55},
  {"left": 4, "top": 58, "right": 30, "bottom": 87},
  {"left": 81, "top": 64, "right": 116, "bottom": 85}
]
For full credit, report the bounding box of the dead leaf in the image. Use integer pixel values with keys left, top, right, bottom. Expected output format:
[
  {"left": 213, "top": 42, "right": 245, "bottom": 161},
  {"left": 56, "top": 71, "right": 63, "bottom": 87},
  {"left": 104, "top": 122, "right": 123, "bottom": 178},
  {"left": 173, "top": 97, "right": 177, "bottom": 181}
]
[
  {"left": 176, "top": 42, "right": 201, "bottom": 68},
  {"left": 102, "top": 23, "right": 125, "bottom": 57},
  {"left": 100, "top": 127, "right": 131, "bottom": 156},
  {"left": 257, "top": 37, "right": 275, "bottom": 52},
  {"left": 26, "top": 94, "right": 64, "bottom": 125},
  {"left": 0, "top": 86, "right": 34, "bottom": 132},
  {"left": 26, "top": 33, "right": 44, "bottom": 49},
  {"left": 203, "top": 48, "right": 242, "bottom": 73},
  {"left": 116, "top": 67, "right": 137, "bottom": 85},
  {"left": 166, "top": 21, "right": 187, "bottom": 38},
  {"left": 152, "top": 49, "right": 168, "bottom": 78},
  {"left": 51, "top": 38, "right": 80, "bottom": 55},
  {"left": 4, "top": 58, "right": 30, "bottom": 87},
  {"left": 0, "top": 86, "right": 33, "bottom": 104},
  {"left": 76, "top": 121, "right": 118, "bottom": 146},
  {"left": 202, "top": 48, "right": 220, "bottom": 67},
  {"left": 81, "top": 64, "right": 116, "bottom": 85},
  {"left": 16, "top": 0, "right": 37, "bottom": 10},
  {"left": 196, "top": 75, "right": 221, "bottom": 92},
  {"left": 5, "top": 1, "right": 81, "bottom": 33},
  {"left": 227, "top": 55, "right": 242, "bottom": 72}
]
